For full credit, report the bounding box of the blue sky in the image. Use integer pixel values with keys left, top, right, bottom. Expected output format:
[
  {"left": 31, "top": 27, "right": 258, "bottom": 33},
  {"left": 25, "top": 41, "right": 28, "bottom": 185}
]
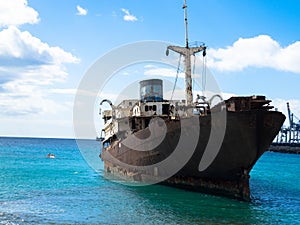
[{"left": 1, "top": 0, "right": 300, "bottom": 138}]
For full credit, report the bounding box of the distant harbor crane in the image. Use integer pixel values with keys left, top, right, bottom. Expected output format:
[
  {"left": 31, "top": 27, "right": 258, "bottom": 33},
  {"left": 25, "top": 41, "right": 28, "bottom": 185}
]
[
  {"left": 270, "top": 102, "right": 300, "bottom": 153},
  {"left": 274, "top": 102, "right": 300, "bottom": 145}
]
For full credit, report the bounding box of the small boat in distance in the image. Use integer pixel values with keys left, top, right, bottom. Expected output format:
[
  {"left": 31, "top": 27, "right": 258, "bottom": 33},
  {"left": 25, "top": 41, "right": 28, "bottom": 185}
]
[{"left": 47, "top": 153, "right": 55, "bottom": 159}]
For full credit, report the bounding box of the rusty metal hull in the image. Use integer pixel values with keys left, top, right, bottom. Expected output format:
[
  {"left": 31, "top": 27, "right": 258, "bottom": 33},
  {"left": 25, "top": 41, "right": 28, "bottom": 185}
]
[{"left": 100, "top": 110, "right": 285, "bottom": 201}]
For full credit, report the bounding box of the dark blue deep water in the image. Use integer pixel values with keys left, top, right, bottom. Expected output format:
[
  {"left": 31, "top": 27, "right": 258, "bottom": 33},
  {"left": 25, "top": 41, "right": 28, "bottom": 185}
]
[{"left": 0, "top": 137, "right": 299, "bottom": 224}]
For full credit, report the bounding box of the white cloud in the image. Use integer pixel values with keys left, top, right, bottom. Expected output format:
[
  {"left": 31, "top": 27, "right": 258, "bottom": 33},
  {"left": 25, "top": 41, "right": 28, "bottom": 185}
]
[
  {"left": 76, "top": 5, "right": 88, "bottom": 16},
  {"left": 0, "top": 93, "right": 68, "bottom": 116},
  {"left": 0, "top": 26, "right": 79, "bottom": 116},
  {"left": 50, "top": 88, "right": 77, "bottom": 95},
  {"left": 121, "top": 8, "right": 137, "bottom": 22},
  {"left": 0, "top": 26, "right": 78, "bottom": 65},
  {"left": 0, "top": 0, "right": 80, "bottom": 137},
  {"left": 144, "top": 68, "right": 185, "bottom": 78},
  {"left": 0, "top": 26, "right": 79, "bottom": 86},
  {"left": 207, "top": 35, "right": 300, "bottom": 73},
  {"left": 144, "top": 64, "right": 156, "bottom": 69},
  {"left": 144, "top": 66, "right": 185, "bottom": 78},
  {"left": 0, "top": 0, "right": 39, "bottom": 27},
  {"left": 144, "top": 66, "right": 204, "bottom": 79}
]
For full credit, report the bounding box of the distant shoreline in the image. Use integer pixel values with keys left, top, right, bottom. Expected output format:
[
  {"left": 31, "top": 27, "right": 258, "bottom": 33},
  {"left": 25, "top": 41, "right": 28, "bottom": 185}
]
[
  {"left": 1, "top": 136, "right": 299, "bottom": 154},
  {"left": 269, "top": 144, "right": 300, "bottom": 154},
  {"left": 0, "top": 136, "right": 96, "bottom": 141}
]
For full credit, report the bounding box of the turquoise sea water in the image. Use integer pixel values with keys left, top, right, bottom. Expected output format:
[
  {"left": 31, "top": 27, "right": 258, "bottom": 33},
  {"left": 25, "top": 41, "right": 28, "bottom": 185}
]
[{"left": 0, "top": 137, "right": 299, "bottom": 225}]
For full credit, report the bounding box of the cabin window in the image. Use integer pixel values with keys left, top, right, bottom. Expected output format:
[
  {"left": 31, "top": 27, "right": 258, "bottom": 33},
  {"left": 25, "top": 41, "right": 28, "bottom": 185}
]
[
  {"left": 145, "top": 118, "right": 150, "bottom": 128},
  {"left": 162, "top": 104, "right": 169, "bottom": 114},
  {"left": 145, "top": 105, "right": 156, "bottom": 111},
  {"left": 131, "top": 119, "right": 136, "bottom": 130}
]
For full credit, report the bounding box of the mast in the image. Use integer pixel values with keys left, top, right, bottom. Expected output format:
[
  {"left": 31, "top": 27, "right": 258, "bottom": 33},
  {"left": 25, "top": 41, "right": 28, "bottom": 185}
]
[
  {"left": 167, "top": 0, "right": 206, "bottom": 107},
  {"left": 183, "top": 0, "right": 189, "bottom": 48}
]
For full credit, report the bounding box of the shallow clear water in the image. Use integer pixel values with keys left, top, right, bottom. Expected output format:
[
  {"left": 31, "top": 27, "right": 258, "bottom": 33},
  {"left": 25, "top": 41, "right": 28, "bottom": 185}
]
[{"left": 0, "top": 137, "right": 299, "bottom": 224}]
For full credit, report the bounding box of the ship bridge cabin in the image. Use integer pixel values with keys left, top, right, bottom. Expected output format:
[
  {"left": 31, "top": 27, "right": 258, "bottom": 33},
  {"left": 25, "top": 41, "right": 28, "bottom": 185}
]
[
  {"left": 130, "top": 79, "right": 171, "bottom": 131},
  {"left": 133, "top": 79, "right": 169, "bottom": 117},
  {"left": 101, "top": 79, "right": 175, "bottom": 144},
  {"left": 100, "top": 79, "right": 198, "bottom": 146}
]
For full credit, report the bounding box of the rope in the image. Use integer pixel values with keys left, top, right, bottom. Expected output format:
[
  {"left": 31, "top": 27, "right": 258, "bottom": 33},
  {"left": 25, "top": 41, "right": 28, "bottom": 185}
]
[
  {"left": 191, "top": 54, "right": 206, "bottom": 96},
  {"left": 192, "top": 54, "right": 196, "bottom": 91},
  {"left": 202, "top": 55, "right": 207, "bottom": 96},
  {"left": 171, "top": 54, "right": 182, "bottom": 100}
]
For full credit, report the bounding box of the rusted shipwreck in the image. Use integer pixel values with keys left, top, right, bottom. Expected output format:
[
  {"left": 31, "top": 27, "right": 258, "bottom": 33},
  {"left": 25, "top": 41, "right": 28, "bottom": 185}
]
[{"left": 99, "top": 1, "right": 285, "bottom": 200}]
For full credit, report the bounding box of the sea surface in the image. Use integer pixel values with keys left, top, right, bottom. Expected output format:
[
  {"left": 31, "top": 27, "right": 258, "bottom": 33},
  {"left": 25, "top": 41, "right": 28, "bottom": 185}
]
[{"left": 0, "top": 137, "right": 299, "bottom": 225}]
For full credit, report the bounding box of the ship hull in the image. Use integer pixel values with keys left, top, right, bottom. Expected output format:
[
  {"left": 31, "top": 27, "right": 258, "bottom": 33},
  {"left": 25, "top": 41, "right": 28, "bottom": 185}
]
[{"left": 100, "top": 110, "right": 285, "bottom": 201}]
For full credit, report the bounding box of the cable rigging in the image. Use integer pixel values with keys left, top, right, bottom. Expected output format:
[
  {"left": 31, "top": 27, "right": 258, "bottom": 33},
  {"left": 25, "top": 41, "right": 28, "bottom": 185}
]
[{"left": 170, "top": 54, "right": 182, "bottom": 100}]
